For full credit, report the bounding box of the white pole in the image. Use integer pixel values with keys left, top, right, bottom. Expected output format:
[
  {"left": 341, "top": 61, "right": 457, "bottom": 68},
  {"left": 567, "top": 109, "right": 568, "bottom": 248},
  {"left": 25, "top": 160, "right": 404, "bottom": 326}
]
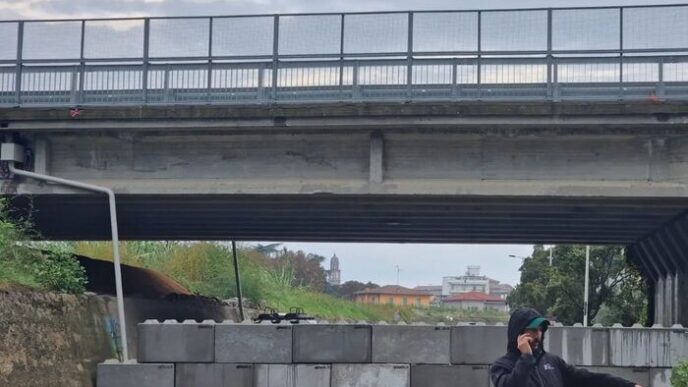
[
  {"left": 549, "top": 246, "right": 553, "bottom": 266},
  {"left": 9, "top": 163, "right": 129, "bottom": 361},
  {"left": 583, "top": 245, "right": 590, "bottom": 327}
]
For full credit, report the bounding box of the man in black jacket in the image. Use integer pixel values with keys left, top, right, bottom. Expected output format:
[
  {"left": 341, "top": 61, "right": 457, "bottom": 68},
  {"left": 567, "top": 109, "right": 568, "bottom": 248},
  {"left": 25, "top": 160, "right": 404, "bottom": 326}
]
[{"left": 490, "top": 307, "right": 643, "bottom": 387}]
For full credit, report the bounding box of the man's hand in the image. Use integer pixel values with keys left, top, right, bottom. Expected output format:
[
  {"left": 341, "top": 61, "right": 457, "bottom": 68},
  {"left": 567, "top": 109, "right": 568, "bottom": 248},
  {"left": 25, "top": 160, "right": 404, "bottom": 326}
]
[{"left": 517, "top": 333, "right": 533, "bottom": 355}]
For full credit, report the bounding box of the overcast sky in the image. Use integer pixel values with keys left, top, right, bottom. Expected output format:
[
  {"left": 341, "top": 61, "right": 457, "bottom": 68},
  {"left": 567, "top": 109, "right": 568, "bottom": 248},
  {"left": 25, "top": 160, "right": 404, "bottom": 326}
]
[
  {"left": 1, "top": 0, "right": 673, "bottom": 288},
  {"left": 1, "top": 0, "right": 686, "bottom": 20}
]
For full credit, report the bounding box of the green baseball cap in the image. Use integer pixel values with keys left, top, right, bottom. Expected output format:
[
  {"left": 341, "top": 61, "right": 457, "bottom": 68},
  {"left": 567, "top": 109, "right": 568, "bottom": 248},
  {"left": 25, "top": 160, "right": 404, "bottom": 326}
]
[{"left": 525, "top": 316, "right": 550, "bottom": 330}]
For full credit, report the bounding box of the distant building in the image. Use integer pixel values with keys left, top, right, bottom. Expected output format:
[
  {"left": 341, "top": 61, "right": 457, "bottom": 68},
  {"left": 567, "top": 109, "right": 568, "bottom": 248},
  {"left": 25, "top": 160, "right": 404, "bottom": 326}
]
[
  {"left": 413, "top": 285, "right": 443, "bottom": 304},
  {"left": 489, "top": 279, "right": 514, "bottom": 300},
  {"left": 442, "top": 291, "right": 509, "bottom": 312},
  {"left": 353, "top": 285, "right": 433, "bottom": 307},
  {"left": 327, "top": 254, "right": 341, "bottom": 285},
  {"left": 441, "top": 266, "right": 513, "bottom": 301},
  {"left": 442, "top": 266, "right": 490, "bottom": 296}
]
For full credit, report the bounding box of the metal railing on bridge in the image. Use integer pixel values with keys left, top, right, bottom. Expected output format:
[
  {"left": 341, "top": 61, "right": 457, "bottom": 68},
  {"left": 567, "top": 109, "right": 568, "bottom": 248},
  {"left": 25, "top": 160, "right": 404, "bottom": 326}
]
[{"left": 2, "top": 4, "right": 688, "bottom": 106}]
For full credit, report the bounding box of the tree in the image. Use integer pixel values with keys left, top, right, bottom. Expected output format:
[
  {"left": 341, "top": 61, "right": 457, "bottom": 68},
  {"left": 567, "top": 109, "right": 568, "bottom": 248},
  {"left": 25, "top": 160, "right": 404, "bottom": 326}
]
[
  {"left": 273, "top": 250, "right": 328, "bottom": 291},
  {"left": 253, "top": 243, "right": 282, "bottom": 258},
  {"left": 325, "top": 280, "right": 380, "bottom": 299},
  {"left": 507, "top": 245, "right": 647, "bottom": 326}
]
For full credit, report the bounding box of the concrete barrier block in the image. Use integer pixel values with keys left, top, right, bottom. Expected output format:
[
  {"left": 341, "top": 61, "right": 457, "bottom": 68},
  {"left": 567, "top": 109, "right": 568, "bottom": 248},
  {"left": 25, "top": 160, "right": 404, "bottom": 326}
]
[
  {"left": 215, "top": 322, "right": 292, "bottom": 363},
  {"left": 293, "top": 324, "right": 372, "bottom": 363},
  {"left": 584, "top": 367, "right": 650, "bottom": 387},
  {"left": 175, "top": 364, "right": 254, "bottom": 387},
  {"left": 97, "top": 361, "right": 174, "bottom": 387},
  {"left": 253, "top": 364, "right": 331, "bottom": 387},
  {"left": 332, "top": 364, "right": 410, "bottom": 387},
  {"left": 411, "top": 365, "right": 490, "bottom": 387},
  {"left": 451, "top": 325, "right": 507, "bottom": 364},
  {"left": 372, "top": 325, "right": 450, "bottom": 364},
  {"left": 650, "top": 368, "right": 673, "bottom": 387},
  {"left": 138, "top": 320, "right": 214, "bottom": 363},
  {"left": 295, "top": 365, "right": 331, "bottom": 387},
  {"left": 545, "top": 326, "right": 609, "bottom": 366},
  {"left": 254, "top": 365, "right": 294, "bottom": 387},
  {"left": 609, "top": 328, "right": 672, "bottom": 367},
  {"left": 670, "top": 328, "right": 688, "bottom": 364}
]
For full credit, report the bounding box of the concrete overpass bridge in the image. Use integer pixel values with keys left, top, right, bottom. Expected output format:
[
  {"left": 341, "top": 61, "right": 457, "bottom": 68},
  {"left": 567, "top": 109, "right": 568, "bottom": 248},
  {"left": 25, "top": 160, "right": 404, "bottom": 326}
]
[{"left": 1, "top": 5, "right": 688, "bottom": 327}]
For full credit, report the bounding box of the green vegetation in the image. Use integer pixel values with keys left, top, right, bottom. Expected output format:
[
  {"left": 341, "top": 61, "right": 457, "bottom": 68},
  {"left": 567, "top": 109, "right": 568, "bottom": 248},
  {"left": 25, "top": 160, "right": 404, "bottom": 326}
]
[
  {"left": 0, "top": 200, "right": 87, "bottom": 293},
  {"left": 672, "top": 359, "right": 688, "bottom": 387},
  {"left": 508, "top": 245, "right": 647, "bottom": 326}
]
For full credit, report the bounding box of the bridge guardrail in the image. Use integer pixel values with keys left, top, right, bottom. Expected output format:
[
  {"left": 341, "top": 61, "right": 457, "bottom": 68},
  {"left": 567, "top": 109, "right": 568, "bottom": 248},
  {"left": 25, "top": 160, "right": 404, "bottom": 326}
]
[{"left": 2, "top": 5, "right": 688, "bottom": 105}]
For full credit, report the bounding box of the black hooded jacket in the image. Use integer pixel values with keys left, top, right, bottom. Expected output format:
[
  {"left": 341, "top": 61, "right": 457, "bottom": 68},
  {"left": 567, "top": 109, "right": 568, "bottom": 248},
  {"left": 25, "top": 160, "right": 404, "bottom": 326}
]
[{"left": 489, "top": 308, "right": 637, "bottom": 387}]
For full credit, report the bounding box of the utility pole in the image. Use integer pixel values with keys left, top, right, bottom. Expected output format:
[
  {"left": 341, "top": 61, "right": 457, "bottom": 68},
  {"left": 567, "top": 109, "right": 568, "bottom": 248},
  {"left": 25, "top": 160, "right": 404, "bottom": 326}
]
[{"left": 583, "top": 245, "right": 590, "bottom": 327}]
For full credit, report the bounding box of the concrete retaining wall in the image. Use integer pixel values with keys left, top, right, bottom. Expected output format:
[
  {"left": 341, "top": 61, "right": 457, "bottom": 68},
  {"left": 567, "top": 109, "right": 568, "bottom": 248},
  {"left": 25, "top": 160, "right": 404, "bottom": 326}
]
[{"left": 98, "top": 321, "right": 686, "bottom": 387}]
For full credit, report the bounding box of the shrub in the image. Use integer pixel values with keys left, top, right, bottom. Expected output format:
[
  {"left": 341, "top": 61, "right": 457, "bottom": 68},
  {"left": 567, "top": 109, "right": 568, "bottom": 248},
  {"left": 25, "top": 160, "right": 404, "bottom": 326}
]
[
  {"left": 34, "top": 250, "right": 88, "bottom": 294},
  {"left": 672, "top": 359, "right": 688, "bottom": 387}
]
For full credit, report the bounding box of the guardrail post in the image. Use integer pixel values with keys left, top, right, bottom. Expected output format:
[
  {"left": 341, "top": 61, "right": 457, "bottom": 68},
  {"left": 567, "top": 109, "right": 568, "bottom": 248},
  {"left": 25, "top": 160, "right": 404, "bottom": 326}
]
[
  {"left": 76, "top": 19, "right": 85, "bottom": 105},
  {"left": 142, "top": 18, "right": 150, "bottom": 104},
  {"left": 206, "top": 17, "right": 213, "bottom": 103},
  {"left": 352, "top": 61, "right": 360, "bottom": 100},
  {"left": 339, "top": 13, "right": 345, "bottom": 101},
  {"left": 618, "top": 7, "right": 624, "bottom": 100},
  {"left": 15, "top": 21, "right": 24, "bottom": 106},
  {"left": 476, "top": 11, "right": 482, "bottom": 100},
  {"left": 552, "top": 60, "right": 560, "bottom": 101},
  {"left": 546, "top": 9, "right": 553, "bottom": 100},
  {"left": 257, "top": 64, "right": 265, "bottom": 101},
  {"left": 271, "top": 15, "right": 279, "bottom": 100},
  {"left": 657, "top": 57, "right": 665, "bottom": 99},
  {"left": 451, "top": 58, "right": 458, "bottom": 98},
  {"left": 406, "top": 12, "right": 413, "bottom": 101}
]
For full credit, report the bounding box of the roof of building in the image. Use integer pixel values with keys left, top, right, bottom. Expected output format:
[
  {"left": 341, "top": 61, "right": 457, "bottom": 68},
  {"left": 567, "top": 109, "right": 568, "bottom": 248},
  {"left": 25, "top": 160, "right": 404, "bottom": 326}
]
[
  {"left": 443, "top": 291, "right": 505, "bottom": 303},
  {"left": 354, "top": 285, "right": 432, "bottom": 297},
  {"left": 413, "top": 285, "right": 442, "bottom": 291}
]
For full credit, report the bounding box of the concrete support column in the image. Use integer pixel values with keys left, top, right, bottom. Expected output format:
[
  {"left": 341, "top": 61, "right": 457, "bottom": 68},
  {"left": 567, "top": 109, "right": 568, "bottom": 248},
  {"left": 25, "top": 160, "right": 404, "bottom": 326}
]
[
  {"left": 664, "top": 275, "right": 673, "bottom": 325},
  {"left": 32, "top": 136, "right": 50, "bottom": 174},
  {"left": 369, "top": 131, "right": 384, "bottom": 184},
  {"left": 677, "top": 270, "right": 688, "bottom": 326},
  {"left": 655, "top": 276, "right": 665, "bottom": 326}
]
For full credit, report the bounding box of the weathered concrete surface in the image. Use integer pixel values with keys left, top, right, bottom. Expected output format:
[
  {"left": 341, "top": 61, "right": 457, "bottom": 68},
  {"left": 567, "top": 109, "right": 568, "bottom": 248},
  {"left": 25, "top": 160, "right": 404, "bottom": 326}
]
[
  {"left": 215, "top": 322, "right": 292, "bottom": 363},
  {"left": 609, "top": 327, "right": 678, "bottom": 367},
  {"left": 411, "top": 364, "right": 489, "bottom": 387},
  {"left": 175, "top": 363, "right": 254, "bottom": 387},
  {"left": 451, "top": 325, "right": 507, "bottom": 365},
  {"left": 331, "top": 364, "right": 410, "bottom": 387},
  {"left": 585, "top": 367, "right": 650, "bottom": 387},
  {"left": 97, "top": 362, "right": 174, "bottom": 387},
  {"left": 293, "top": 324, "right": 372, "bottom": 363},
  {"left": 372, "top": 324, "right": 450, "bottom": 364},
  {"left": 0, "top": 287, "right": 239, "bottom": 387},
  {"left": 137, "top": 320, "right": 215, "bottom": 363},
  {"left": 545, "top": 326, "right": 609, "bottom": 366},
  {"left": 0, "top": 286, "right": 114, "bottom": 387}
]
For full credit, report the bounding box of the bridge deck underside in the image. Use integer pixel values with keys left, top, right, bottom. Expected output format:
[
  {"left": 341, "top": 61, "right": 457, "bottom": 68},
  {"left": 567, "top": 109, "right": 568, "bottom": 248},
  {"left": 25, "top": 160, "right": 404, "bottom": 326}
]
[{"left": 9, "top": 194, "right": 686, "bottom": 244}]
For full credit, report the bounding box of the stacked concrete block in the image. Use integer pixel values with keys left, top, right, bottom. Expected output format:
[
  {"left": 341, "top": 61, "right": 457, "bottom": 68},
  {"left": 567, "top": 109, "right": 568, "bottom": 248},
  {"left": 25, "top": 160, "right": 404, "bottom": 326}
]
[
  {"left": 293, "top": 323, "right": 372, "bottom": 363},
  {"left": 215, "top": 321, "right": 292, "bottom": 363},
  {"left": 584, "top": 367, "right": 650, "bottom": 387},
  {"left": 411, "top": 364, "right": 490, "bottom": 387},
  {"left": 253, "top": 364, "right": 331, "bottom": 387},
  {"left": 609, "top": 326, "right": 675, "bottom": 367},
  {"left": 97, "top": 360, "right": 174, "bottom": 387},
  {"left": 96, "top": 323, "right": 683, "bottom": 387},
  {"left": 332, "top": 364, "right": 410, "bottom": 387},
  {"left": 372, "top": 323, "right": 451, "bottom": 364},
  {"left": 545, "top": 326, "right": 609, "bottom": 366},
  {"left": 650, "top": 368, "right": 673, "bottom": 387},
  {"left": 175, "top": 363, "right": 254, "bottom": 387},
  {"left": 451, "top": 324, "right": 507, "bottom": 364},
  {"left": 138, "top": 319, "right": 215, "bottom": 363}
]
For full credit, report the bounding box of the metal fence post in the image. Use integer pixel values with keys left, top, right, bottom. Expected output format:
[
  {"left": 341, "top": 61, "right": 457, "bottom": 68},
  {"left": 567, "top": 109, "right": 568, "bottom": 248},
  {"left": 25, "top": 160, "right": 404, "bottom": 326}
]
[
  {"left": 76, "top": 20, "right": 85, "bottom": 104},
  {"left": 546, "top": 9, "right": 553, "bottom": 100},
  {"left": 477, "top": 11, "right": 482, "bottom": 100},
  {"left": 339, "top": 13, "right": 345, "bottom": 100},
  {"left": 15, "top": 21, "right": 24, "bottom": 106},
  {"left": 142, "top": 18, "right": 150, "bottom": 104},
  {"left": 657, "top": 57, "right": 665, "bottom": 99},
  {"left": 207, "top": 17, "right": 213, "bottom": 103},
  {"left": 272, "top": 15, "right": 279, "bottom": 100},
  {"left": 406, "top": 11, "right": 413, "bottom": 100},
  {"left": 619, "top": 7, "right": 624, "bottom": 100}
]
